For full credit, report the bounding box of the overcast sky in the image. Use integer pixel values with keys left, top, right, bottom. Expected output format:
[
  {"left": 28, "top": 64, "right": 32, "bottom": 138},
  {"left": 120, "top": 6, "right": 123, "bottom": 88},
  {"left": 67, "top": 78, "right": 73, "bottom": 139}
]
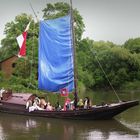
[{"left": 0, "top": 0, "right": 140, "bottom": 46}]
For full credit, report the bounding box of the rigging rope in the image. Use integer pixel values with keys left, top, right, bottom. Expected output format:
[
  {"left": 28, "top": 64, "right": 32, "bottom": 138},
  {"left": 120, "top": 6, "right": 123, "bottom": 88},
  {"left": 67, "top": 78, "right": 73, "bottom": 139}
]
[
  {"left": 88, "top": 46, "right": 121, "bottom": 102},
  {"left": 27, "top": 0, "right": 38, "bottom": 92},
  {"left": 28, "top": 0, "right": 39, "bottom": 22}
]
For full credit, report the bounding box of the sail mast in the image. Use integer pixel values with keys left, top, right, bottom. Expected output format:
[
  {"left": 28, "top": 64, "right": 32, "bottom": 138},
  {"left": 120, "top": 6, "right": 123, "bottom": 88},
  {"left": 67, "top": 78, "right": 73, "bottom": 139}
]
[{"left": 70, "top": 0, "right": 78, "bottom": 100}]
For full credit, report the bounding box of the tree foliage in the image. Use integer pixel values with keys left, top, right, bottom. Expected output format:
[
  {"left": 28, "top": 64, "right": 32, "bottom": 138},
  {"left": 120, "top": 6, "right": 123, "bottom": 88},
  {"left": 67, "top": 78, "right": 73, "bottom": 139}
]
[
  {"left": 123, "top": 38, "right": 140, "bottom": 54},
  {"left": 0, "top": 2, "right": 140, "bottom": 92},
  {"left": 0, "top": 13, "right": 38, "bottom": 89},
  {"left": 77, "top": 39, "right": 140, "bottom": 89}
]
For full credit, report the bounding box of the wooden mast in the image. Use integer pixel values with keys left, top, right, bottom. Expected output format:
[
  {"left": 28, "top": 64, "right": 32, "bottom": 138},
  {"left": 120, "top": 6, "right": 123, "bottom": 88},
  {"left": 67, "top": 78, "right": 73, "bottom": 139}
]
[{"left": 70, "top": 0, "right": 78, "bottom": 105}]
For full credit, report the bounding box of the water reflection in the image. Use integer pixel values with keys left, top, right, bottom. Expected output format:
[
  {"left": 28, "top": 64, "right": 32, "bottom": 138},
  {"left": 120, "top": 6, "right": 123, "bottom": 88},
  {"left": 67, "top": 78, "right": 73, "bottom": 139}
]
[
  {"left": 0, "top": 113, "right": 139, "bottom": 140},
  {"left": 25, "top": 119, "right": 37, "bottom": 130}
]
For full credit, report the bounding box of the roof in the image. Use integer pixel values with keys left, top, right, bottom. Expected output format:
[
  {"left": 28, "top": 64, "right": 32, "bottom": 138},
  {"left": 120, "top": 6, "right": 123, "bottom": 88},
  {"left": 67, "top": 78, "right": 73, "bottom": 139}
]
[
  {"left": 0, "top": 55, "right": 18, "bottom": 63},
  {"left": 2, "top": 93, "right": 33, "bottom": 105}
]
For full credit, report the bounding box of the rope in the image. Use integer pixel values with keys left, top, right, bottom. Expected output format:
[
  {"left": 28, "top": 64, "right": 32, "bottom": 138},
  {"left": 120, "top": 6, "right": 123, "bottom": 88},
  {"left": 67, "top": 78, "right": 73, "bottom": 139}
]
[
  {"left": 28, "top": 0, "right": 39, "bottom": 22},
  {"left": 88, "top": 46, "right": 121, "bottom": 102},
  {"left": 26, "top": 0, "right": 39, "bottom": 93}
]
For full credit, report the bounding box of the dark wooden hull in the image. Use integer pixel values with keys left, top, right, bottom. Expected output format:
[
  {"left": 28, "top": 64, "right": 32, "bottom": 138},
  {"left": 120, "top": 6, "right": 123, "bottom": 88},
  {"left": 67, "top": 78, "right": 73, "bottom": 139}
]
[{"left": 0, "top": 100, "right": 139, "bottom": 120}]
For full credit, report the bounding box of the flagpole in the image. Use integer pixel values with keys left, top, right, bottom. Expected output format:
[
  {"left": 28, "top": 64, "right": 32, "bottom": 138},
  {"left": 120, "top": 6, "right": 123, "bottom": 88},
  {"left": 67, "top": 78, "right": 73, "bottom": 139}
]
[{"left": 70, "top": 0, "right": 78, "bottom": 107}]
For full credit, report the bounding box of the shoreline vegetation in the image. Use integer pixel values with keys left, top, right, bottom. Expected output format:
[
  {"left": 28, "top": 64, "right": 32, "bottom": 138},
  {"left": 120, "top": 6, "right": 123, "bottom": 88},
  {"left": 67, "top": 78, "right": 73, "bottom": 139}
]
[
  {"left": 0, "top": 73, "right": 140, "bottom": 107},
  {"left": 0, "top": 2, "right": 140, "bottom": 103}
]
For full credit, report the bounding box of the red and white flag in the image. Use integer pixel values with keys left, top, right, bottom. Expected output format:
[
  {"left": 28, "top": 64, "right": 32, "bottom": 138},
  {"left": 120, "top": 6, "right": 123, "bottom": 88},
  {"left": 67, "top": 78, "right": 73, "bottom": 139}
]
[
  {"left": 60, "top": 88, "right": 69, "bottom": 97},
  {"left": 16, "top": 22, "right": 31, "bottom": 57}
]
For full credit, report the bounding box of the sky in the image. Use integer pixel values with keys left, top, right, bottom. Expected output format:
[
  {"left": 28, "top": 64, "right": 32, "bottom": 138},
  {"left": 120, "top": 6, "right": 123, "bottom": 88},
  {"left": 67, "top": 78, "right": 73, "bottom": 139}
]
[{"left": 0, "top": 0, "right": 140, "bottom": 46}]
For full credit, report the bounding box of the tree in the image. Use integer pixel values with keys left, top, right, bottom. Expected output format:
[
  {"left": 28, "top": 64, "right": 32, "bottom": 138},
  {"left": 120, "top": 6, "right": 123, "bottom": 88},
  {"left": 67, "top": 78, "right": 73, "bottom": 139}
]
[
  {"left": 77, "top": 38, "right": 95, "bottom": 89},
  {"left": 0, "top": 13, "right": 38, "bottom": 90},
  {"left": 1, "top": 2, "right": 140, "bottom": 92},
  {"left": 0, "top": 13, "right": 38, "bottom": 60},
  {"left": 91, "top": 42, "right": 140, "bottom": 88},
  {"left": 123, "top": 38, "right": 140, "bottom": 54}
]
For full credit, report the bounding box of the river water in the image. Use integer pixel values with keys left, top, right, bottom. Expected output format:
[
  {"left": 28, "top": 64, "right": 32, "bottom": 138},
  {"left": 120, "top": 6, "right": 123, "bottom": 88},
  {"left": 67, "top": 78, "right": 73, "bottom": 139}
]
[{"left": 0, "top": 91, "right": 140, "bottom": 140}]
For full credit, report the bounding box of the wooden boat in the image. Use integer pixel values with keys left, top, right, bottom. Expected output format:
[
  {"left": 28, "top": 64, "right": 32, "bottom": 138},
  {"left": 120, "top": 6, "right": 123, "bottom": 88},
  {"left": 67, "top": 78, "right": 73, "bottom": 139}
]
[
  {"left": 0, "top": 91, "right": 139, "bottom": 120},
  {"left": 0, "top": 0, "right": 139, "bottom": 120}
]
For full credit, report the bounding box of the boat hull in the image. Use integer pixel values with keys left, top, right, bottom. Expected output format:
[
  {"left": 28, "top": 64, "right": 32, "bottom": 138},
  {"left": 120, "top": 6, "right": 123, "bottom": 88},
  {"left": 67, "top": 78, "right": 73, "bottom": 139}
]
[{"left": 0, "top": 100, "right": 139, "bottom": 120}]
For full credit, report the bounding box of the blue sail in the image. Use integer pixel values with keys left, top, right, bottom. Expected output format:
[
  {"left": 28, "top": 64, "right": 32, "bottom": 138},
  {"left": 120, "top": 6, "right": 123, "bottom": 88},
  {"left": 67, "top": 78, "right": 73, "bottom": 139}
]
[{"left": 38, "top": 15, "right": 74, "bottom": 92}]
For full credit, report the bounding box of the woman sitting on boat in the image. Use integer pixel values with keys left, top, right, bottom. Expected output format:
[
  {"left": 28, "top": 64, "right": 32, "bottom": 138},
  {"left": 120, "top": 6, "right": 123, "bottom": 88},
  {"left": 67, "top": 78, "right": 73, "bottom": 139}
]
[
  {"left": 63, "top": 98, "right": 71, "bottom": 111},
  {"left": 26, "top": 99, "right": 33, "bottom": 109},
  {"left": 0, "top": 88, "right": 5, "bottom": 100},
  {"left": 84, "top": 97, "right": 91, "bottom": 109},
  {"left": 26, "top": 96, "right": 44, "bottom": 112},
  {"left": 77, "top": 99, "right": 84, "bottom": 109},
  {"left": 40, "top": 97, "right": 47, "bottom": 109},
  {"left": 46, "top": 102, "right": 54, "bottom": 111},
  {"left": 55, "top": 101, "right": 62, "bottom": 111}
]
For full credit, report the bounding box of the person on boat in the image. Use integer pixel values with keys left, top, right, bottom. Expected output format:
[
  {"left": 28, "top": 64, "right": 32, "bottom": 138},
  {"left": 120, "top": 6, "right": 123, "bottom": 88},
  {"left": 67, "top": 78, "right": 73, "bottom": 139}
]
[
  {"left": 63, "top": 98, "right": 71, "bottom": 111},
  {"left": 40, "top": 97, "right": 47, "bottom": 109},
  {"left": 34, "top": 96, "right": 40, "bottom": 106},
  {"left": 28, "top": 96, "right": 44, "bottom": 112},
  {"left": 26, "top": 99, "right": 33, "bottom": 109},
  {"left": 46, "top": 102, "right": 54, "bottom": 111},
  {"left": 84, "top": 97, "right": 90, "bottom": 109},
  {"left": 55, "top": 101, "right": 62, "bottom": 111},
  {"left": 0, "top": 88, "right": 5, "bottom": 100},
  {"left": 69, "top": 100, "right": 75, "bottom": 110},
  {"left": 77, "top": 99, "right": 84, "bottom": 109}
]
